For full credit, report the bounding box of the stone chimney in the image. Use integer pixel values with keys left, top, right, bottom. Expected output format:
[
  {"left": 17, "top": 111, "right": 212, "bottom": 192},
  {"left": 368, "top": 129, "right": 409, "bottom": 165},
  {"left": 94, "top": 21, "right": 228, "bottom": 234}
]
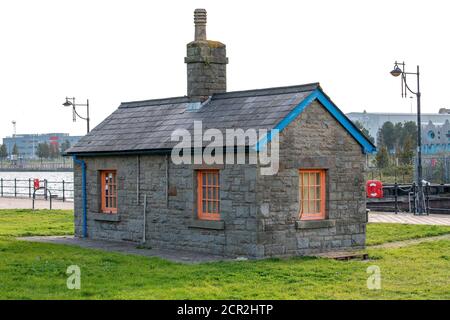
[{"left": 185, "top": 9, "right": 228, "bottom": 101}]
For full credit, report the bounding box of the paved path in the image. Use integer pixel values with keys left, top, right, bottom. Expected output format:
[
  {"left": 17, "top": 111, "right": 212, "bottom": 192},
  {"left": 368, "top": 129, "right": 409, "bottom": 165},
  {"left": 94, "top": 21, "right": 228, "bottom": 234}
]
[
  {"left": 369, "top": 211, "right": 450, "bottom": 226},
  {"left": 0, "top": 197, "right": 73, "bottom": 210},
  {"left": 370, "top": 234, "right": 450, "bottom": 249},
  {"left": 19, "top": 236, "right": 231, "bottom": 264}
]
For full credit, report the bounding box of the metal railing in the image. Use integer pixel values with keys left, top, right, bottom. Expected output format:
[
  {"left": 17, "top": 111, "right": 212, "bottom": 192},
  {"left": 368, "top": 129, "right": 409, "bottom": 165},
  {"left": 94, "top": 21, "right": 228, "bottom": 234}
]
[
  {"left": 367, "top": 182, "right": 450, "bottom": 215},
  {"left": 0, "top": 178, "right": 74, "bottom": 201}
]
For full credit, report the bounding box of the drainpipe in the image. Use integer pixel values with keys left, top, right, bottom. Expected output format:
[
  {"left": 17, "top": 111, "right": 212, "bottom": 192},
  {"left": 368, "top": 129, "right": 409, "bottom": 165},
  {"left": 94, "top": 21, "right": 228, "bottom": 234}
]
[{"left": 73, "top": 155, "right": 87, "bottom": 238}]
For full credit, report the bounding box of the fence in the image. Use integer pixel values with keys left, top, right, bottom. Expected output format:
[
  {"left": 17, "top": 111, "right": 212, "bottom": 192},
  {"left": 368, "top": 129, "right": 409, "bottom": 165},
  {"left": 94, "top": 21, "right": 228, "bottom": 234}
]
[
  {"left": 419, "top": 155, "right": 450, "bottom": 184},
  {"left": 0, "top": 178, "right": 74, "bottom": 201},
  {"left": 0, "top": 159, "right": 73, "bottom": 171},
  {"left": 366, "top": 183, "right": 450, "bottom": 214}
]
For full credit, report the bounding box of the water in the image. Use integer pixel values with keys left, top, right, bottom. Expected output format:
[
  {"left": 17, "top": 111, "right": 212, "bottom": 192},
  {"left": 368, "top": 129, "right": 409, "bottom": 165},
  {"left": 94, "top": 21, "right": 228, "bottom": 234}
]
[{"left": 0, "top": 171, "right": 74, "bottom": 199}]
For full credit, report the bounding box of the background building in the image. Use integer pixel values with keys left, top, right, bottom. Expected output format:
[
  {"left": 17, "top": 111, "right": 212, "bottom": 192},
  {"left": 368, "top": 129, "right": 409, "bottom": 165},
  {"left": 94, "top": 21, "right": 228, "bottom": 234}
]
[
  {"left": 2, "top": 133, "right": 82, "bottom": 159},
  {"left": 347, "top": 110, "right": 450, "bottom": 154}
]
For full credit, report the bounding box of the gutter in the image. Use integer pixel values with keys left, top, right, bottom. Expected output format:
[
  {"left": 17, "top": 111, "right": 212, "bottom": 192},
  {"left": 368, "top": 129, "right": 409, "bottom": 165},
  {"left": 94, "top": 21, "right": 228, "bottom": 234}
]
[{"left": 73, "top": 155, "right": 87, "bottom": 238}]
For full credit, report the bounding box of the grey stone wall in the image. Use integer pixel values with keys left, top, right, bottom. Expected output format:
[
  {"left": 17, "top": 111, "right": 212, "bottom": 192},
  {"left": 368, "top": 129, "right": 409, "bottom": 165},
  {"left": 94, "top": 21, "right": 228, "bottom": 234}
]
[
  {"left": 74, "top": 156, "right": 259, "bottom": 257},
  {"left": 255, "top": 100, "right": 367, "bottom": 257}
]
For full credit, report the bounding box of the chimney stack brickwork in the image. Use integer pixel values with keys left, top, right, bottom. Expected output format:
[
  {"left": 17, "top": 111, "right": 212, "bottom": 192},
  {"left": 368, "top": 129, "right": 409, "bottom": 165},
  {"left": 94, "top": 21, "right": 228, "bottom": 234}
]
[{"left": 185, "top": 9, "right": 228, "bottom": 101}]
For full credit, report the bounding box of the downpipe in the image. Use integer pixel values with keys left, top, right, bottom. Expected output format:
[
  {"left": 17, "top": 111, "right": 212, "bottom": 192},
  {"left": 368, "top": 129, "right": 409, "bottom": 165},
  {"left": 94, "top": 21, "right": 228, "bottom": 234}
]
[{"left": 73, "top": 155, "right": 87, "bottom": 238}]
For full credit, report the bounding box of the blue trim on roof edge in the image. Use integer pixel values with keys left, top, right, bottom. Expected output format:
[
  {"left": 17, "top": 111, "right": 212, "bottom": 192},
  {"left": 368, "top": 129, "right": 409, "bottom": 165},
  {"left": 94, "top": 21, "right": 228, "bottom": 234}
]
[{"left": 254, "top": 88, "right": 377, "bottom": 154}]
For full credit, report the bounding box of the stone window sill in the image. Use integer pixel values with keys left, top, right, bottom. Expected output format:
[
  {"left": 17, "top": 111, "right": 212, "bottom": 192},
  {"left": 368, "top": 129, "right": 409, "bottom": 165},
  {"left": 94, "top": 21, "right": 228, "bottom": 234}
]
[
  {"left": 295, "top": 219, "right": 335, "bottom": 229},
  {"left": 92, "top": 213, "right": 121, "bottom": 222},
  {"left": 189, "top": 219, "right": 225, "bottom": 230}
]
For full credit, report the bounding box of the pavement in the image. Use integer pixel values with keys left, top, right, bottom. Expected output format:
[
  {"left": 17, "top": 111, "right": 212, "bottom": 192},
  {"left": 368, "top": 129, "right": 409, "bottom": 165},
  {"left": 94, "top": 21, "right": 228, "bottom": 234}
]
[
  {"left": 369, "top": 211, "right": 450, "bottom": 226},
  {"left": 19, "top": 236, "right": 231, "bottom": 264},
  {"left": 0, "top": 197, "right": 73, "bottom": 210}
]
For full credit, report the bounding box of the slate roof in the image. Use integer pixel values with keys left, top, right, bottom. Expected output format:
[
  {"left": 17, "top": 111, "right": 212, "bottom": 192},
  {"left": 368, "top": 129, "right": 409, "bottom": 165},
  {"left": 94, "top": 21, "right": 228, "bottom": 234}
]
[{"left": 66, "top": 83, "right": 321, "bottom": 154}]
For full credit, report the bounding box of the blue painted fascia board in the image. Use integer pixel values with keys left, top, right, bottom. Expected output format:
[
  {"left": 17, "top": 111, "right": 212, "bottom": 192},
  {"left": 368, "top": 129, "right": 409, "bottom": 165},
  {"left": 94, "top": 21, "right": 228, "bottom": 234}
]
[{"left": 254, "top": 88, "right": 377, "bottom": 154}]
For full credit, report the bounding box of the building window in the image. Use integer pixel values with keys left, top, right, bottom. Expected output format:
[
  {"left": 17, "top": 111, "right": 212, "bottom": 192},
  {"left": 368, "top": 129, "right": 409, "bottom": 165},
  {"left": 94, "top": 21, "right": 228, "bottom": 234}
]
[
  {"left": 299, "top": 169, "right": 326, "bottom": 220},
  {"left": 101, "top": 170, "right": 117, "bottom": 214},
  {"left": 197, "top": 170, "right": 220, "bottom": 220}
]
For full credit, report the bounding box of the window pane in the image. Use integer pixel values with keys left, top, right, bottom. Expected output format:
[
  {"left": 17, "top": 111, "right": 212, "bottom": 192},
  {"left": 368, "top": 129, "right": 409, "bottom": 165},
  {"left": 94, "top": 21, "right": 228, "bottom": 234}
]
[
  {"left": 316, "top": 186, "right": 321, "bottom": 200},
  {"left": 302, "top": 186, "right": 308, "bottom": 202},
  {"left": 208, "top": 201, "right": 213, "bottom": 213},
  {"left": 208, "top": 173, "right": 213, "bottom": 185},
  {"left": 316, "top": 173, "right": 321, "bottom": 185},
  {"left": 202, "top": 172, "right": 206, "bottom": 185},
  {"left": 202, "top": 200, "right": 206, "bottom": 212},
  {"left": 208, "top": 187, "right": 213, "bottom": 200},
  {"left": 310, "top": 186, "right": 315, "bottom": 200}
]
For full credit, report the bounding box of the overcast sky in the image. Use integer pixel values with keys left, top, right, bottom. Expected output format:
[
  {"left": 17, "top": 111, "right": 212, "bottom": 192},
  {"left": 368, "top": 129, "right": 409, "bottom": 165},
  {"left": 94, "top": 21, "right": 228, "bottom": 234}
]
[{"left": 1, "top": 0, "right": 449, "bottom": 139}]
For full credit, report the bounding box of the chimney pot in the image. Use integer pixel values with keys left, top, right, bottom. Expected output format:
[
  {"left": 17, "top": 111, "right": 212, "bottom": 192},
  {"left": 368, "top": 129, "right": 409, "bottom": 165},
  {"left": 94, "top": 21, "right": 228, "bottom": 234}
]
[{"left": 194, "top": 8, "right": 207, "bottom": 41}]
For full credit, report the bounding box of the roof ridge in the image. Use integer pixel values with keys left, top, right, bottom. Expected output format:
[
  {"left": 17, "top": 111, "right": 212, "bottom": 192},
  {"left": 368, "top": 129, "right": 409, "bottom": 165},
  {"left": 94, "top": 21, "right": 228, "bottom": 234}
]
[
  {"left": 212, "top": 82, "right": 320, "bottom": 100},
  {"left": 120, "top": 96, "right": 189, "bottom": 108},
  {"left": 119, "top": 82, "right": 320, "bottom": 108}
]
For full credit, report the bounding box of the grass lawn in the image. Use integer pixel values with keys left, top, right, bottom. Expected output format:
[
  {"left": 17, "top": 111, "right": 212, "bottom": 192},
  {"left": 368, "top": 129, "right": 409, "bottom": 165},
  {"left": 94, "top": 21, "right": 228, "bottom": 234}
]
[
  {"left": 0, "top": 209, "right": 449, "bottom": 300},
  {"left": 366, "top": 223, "right": 450, "bottom": 246}
]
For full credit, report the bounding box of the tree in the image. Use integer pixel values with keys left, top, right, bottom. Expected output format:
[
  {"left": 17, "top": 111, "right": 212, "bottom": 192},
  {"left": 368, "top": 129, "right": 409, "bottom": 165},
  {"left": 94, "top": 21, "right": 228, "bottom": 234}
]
[
  {"left": 60, "top": 140, "right": 71, "bottom": 154},
  {"left": 401, "top": 121, "right": 418, "bottom": 148},
  {"left": 0, "top": 144, "right": 7, "bottom": 164},
  {"left": 376, "top": 146, "right": 389, "bottom": 169},
  {"left": 379, "top": 121, "right": 395, "bottom": 152},
  {"left": 12, "top": 143, "right": 19, "bottom": 156},
  {"left": 354, "top": 121, "right": 375, "bottom": 144},
  {"left": 49, "top": 142, "right": 60, "bottom": 159},
  {"left": 36, "top": 143, "right": 50, "bottom": 161},
  {"left": 398, "top": 138, "right": 415, "bottom": 165}
]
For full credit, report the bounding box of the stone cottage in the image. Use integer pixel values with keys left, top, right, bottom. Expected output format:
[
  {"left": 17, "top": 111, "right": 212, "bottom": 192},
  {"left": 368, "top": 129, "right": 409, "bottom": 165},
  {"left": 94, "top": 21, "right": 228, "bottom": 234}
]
[{"left": 66, "top": 9, "right": 376, "bottom": 258}]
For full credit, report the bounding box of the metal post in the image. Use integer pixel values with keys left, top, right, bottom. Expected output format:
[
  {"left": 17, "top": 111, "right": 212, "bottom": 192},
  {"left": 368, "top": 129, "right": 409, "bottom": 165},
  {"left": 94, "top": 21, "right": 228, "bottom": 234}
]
[
  {"left": 86, "top": 99, "right": 90, "bottom": 133},
  {"left": 425, "top": 183, "right": 430, "bottom": 214},
  {"left": 29, "top": 178, "right": 31, "bottom": 198},
  {"left": 44, "top": 179, "right": 48, "bottom": 200},
  {"left": 394, "top": 182, "right": 398, "bottom": 214},
  {"left": 411, "top": 182, "right": 417, "bottom": 214},
  {"left": 0, "top": 178, "right": 3, "bottom": 197},
  {"left": 62, "top": 180, "right": 65, "bottom": 202},
  {"left": 14, "top": 178, "right": 16, "bottom": 197},
  {"left": 415, "top": 65, "right": 424, "bottom": 214}
]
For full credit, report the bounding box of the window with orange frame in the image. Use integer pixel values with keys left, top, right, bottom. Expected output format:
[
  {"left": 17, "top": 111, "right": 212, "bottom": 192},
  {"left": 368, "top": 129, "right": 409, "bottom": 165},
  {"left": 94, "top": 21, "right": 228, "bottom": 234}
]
[
  {"left": 299, "top": 169, "right": 326, "bottom": 220},
  {"left": 197, "top": 170, "right": 220, "bottom": 220},
  {"left": 101, "top": 170, "right": 117, "bottom": 214}
]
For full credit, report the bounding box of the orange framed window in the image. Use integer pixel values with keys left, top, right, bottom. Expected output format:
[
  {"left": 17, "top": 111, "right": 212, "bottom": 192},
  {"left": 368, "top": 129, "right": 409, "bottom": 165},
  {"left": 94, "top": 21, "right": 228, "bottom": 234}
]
[
  {"left": 299, "top": 169, "right": 326, "bottom": 220},
  {"left": 197, "top": 170, "right": 220, "bottom": 220},
  {"left": 101, "top": 170, "right": 117, "bottom": 214}
]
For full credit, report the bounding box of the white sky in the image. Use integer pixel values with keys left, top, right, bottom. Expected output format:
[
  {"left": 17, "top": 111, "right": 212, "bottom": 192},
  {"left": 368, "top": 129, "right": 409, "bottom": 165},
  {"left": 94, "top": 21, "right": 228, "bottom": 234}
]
[{"left": 1, "top": 0, "right": 449, "bottom": 139}]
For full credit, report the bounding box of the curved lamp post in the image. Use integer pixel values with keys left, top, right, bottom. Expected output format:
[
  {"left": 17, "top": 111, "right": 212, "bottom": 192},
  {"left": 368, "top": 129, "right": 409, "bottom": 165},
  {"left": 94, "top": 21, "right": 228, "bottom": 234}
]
[
  {"left": 390, "top": 61, "right": 425, "bottom": 215},
  {"left": 62, "top": 97, "right": 90, "bottom": 134}
]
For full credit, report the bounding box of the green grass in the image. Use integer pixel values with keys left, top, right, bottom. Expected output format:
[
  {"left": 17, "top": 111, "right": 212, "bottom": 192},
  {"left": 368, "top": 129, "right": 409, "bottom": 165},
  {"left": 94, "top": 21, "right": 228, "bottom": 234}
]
[
  {"left": 0, "top": 209, "right": 449, "bottom": 300},
  {"left": 366, "top": 223, "right": 450, "bottom": 246},
  {"left": 0, "top": 209, "right": 73, "bottom": 237}
]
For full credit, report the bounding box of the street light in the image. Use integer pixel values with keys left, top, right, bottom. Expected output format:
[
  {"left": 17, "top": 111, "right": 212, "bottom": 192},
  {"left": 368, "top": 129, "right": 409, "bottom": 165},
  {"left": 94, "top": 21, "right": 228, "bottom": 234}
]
[
  {"left": 389, "top": 61, "right": 425, "bottom": 215},
  {"left": 62, "top": 97, "right": 90, "bottom": 133}
]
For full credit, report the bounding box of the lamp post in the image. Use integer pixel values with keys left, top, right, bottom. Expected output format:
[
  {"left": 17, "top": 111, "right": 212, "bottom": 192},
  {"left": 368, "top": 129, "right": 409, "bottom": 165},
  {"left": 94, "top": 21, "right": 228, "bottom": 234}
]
[
  {"left": 62, "top": 97, "right": 90, "bottom": 133},
  {"left": 390, "top": 61, "right": 425, "bottom": 215}
]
